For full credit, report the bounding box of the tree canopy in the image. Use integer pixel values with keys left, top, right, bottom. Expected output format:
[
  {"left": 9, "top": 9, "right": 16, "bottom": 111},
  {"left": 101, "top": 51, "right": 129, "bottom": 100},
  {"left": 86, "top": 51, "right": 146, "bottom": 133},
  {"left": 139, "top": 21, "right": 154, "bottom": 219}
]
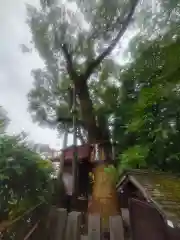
[
  {"left": 26, "top": 0, "right": 180, "bottom": 173},
  {"left": 27, "top": 0, "right": 140, "bottom": 145}
]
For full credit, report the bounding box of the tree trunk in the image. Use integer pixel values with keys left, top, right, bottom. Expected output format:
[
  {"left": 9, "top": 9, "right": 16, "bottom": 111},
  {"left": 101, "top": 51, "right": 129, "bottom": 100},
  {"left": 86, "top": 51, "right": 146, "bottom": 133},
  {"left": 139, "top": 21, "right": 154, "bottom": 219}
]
[
  {"left": 75, "top": 78, "right": 102, "bottom": 143},
  {"left": 75, "top": 76, "right": 119, "bottom": 216},
  {"left": 75, "top": 77, "right": 113, "bottom": 158},
  {"left": 88, "top": 164, "right": 120, "bottom": 231},
  {"left": 74, "top": 78, "right": 119, "bottom": 230}
]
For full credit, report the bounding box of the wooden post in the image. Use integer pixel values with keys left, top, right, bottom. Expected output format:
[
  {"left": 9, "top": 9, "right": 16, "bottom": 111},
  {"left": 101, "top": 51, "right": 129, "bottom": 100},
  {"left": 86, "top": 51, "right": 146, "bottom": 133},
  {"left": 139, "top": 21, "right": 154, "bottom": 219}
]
[
  {"left": 109, "top": 215, "right": 124, "bottom": 240},
  {"left": 48, "top": 208, "right": 67, "bottom": 240},
  {"left": 55, "top": 208, "right": 67, "bottom": 240},
  {"left": 88, "top": 214, "right": 100, "bottom": 240},
  {"left": 59, "top": 130, "right": 68, "bottom": 177},
  {"left": 81, "top": 235, "right": 88, "bottom": 240},
  {"left": 71, "top": 85, "right": 78, "bottom": 197},
  {"left": 65, "top": 211, "right": 81, "bottom": 240}
]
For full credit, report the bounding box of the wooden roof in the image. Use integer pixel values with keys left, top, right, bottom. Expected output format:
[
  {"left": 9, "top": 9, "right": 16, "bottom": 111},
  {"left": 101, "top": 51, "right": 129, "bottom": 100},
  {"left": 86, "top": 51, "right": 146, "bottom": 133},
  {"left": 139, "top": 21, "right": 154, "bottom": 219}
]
[{"left": 117, "top": 169, "right": 180, "bottom": 227}]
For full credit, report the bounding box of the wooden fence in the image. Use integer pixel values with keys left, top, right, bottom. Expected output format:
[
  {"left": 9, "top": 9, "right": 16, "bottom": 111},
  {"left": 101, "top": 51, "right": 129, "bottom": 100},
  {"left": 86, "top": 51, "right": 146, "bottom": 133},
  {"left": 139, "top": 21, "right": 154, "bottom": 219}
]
[
  {"left": 48, "top": 207, "right": 125, "bottom": 240},
  {"left": 1, "top": 198, "right": 180, "bottom": 240}
]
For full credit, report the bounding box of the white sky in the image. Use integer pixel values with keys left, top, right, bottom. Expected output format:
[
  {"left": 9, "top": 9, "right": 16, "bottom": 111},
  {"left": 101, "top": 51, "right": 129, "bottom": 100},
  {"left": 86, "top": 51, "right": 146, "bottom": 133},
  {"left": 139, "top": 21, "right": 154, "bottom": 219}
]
[
  {"left": 0, "top": 0, "right": 63, "bottom": 149},
  {"left": 0, "top": 0, "right": 134, "bottom": 150}
]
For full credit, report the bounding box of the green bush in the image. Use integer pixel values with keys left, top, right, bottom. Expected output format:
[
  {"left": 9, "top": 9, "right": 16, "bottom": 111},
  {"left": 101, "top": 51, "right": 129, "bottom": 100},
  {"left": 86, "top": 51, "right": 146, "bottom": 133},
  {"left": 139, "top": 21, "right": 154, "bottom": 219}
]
[{"left": 0, "top": 134, "right": 54, "bottom": 221}]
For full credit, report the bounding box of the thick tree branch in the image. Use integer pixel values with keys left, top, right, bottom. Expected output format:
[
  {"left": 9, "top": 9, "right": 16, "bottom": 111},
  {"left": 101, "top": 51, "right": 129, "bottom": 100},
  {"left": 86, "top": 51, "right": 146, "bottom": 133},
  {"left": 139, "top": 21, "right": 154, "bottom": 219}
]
[
  {"left": 60, "top": 43, "right": 78, "bottom": 81},
  {"left": 75, "top": 79, "right": 103, "bottom": 143},
  {"left": 84, "top": 0, "right": 139, "bottom": 80}
]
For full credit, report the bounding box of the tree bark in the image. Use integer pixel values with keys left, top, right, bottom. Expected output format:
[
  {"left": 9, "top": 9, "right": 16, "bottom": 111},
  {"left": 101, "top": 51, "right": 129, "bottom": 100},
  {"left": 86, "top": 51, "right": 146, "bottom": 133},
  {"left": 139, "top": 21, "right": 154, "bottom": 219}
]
[
  {"left": 88, "top": 164, "right": 120, "bottom": 231},
  {"left": 75, "top": 77, "right": 103, "bottom": 143}
]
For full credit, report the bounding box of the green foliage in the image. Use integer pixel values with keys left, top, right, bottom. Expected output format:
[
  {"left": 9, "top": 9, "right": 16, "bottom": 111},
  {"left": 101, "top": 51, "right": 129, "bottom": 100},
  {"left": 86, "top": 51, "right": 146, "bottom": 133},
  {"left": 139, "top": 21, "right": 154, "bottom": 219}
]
[
  {"left": 104, "top": 165, "right": 118, "bottom": 183},
  {"left": 119, "top": 145, "right": 149, "bottom": 172},
  {"left": 114, "top": 23, "right": 180, "bottom": 173},
  {"left": 0, "top": 134, "right": 54, "bottom": 221}
]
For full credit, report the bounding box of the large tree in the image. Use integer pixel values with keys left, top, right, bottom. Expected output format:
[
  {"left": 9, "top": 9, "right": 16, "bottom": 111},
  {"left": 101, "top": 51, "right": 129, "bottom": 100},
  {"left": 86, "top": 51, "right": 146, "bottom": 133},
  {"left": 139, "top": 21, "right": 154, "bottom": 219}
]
[
  {"left": 27, "top": 0, "right": 140, "bottom": 150},
  {"left": 26, "top": 0, "right": 180, "bottom": 225},
  {"left": 26, "top": 0, "right": 141, "bottom": 225}
]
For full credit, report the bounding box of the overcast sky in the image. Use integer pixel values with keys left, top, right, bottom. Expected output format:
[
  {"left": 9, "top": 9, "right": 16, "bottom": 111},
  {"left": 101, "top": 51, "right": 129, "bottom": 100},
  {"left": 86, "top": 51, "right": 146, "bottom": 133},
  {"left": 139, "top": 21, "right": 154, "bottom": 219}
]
[
  {"left": 0, "top": 0, "right": 135, "bottom": 150},
  {"left": 0, "top": 0, "right": 64, "bottom": 149}
]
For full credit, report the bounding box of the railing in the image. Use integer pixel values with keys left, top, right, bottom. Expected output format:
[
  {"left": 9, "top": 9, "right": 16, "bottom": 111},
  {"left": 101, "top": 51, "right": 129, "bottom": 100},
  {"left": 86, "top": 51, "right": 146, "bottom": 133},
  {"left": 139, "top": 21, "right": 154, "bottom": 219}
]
[{"left": 0, "top": 201, "right": 49, "bottom": 240}]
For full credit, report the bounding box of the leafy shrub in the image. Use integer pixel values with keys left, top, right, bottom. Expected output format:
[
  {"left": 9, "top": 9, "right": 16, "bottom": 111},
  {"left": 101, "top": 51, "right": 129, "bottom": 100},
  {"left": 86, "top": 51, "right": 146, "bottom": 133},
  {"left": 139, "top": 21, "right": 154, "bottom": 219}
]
[{"left": 0, "top": 134, "right": 54, "bottom": 221}]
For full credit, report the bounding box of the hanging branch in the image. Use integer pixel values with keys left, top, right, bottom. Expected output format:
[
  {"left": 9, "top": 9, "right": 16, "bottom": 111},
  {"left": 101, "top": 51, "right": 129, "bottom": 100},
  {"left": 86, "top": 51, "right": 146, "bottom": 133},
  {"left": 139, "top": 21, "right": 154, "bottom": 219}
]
[
  {"left": 83, "top": 0, "right": 139, "bottom": 80},
  {"left": 54, "top": 33, "right": 78, "bottom": 82},
  {"left": 60, "top": 43, "right": 78, "bottom": 81}
]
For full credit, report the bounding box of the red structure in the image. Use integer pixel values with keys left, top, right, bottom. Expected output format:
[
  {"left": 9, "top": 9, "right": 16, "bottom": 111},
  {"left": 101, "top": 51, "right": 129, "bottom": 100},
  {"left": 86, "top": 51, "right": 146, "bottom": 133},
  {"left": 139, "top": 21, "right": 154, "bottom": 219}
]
[
  {"left": 60, "top": 144, "right": 94, "bottom": 200},
  {"left": 62, "top": 144, "right": 92, "bottom": 163}
]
